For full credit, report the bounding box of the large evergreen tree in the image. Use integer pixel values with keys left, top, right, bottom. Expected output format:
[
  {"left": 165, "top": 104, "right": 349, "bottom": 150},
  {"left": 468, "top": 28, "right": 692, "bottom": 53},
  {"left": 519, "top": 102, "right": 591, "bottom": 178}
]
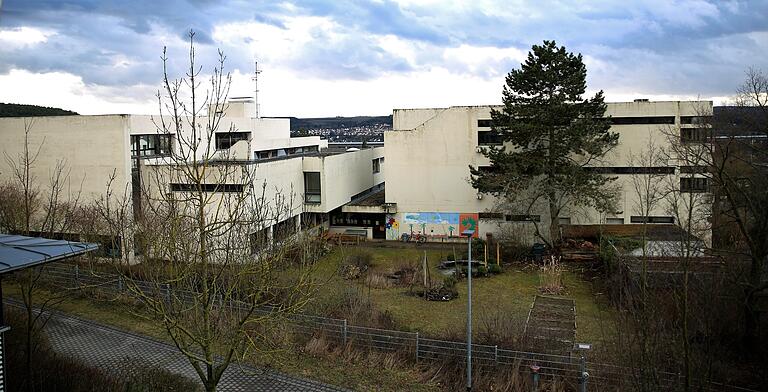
[{"left": 471, "top": 40, "right": 619, "bottom": 246}]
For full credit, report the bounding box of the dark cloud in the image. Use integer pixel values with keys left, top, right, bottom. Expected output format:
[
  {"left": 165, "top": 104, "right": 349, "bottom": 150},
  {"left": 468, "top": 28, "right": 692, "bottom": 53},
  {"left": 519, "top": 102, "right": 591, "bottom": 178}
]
[{"left": 0, "top": 0, "right": 767, "bottom": 99}]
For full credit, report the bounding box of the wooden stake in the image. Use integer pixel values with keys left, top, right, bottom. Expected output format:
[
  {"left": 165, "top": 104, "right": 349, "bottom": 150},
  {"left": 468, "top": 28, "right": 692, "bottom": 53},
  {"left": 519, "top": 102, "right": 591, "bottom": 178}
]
[
  {"left": 497, "top": 242, "right": 501, "bottom": 266},
  {"left": 484, "top": 243, "right": 488, "bottom": 268}
]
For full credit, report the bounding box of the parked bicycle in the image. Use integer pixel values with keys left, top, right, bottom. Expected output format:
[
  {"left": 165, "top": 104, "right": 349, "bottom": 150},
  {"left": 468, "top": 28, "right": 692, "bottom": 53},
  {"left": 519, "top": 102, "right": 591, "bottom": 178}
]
[{"left": 400, "top": 232, "right": 426, "bottom": 244}]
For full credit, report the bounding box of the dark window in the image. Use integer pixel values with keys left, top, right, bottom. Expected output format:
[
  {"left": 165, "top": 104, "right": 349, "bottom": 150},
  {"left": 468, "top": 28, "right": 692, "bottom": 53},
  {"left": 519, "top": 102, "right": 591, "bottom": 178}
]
[
  {"left": 585, "top": 166, "right": 675, "bottom": 175},
  {"left": 372, "top": 158, "right": 381, "bottom": 174},
  {"left": 609, "top": 116, "right": 675, "bottom": 125},
  {"left": 170, "top": 183, "right": 245, "bottom": 193},
  {"left": 680, "top": 177, "right": 710, "bottom": 193},
  {"left": 478, "top": 131, "right": 503, "bottom": 146},
  {"left": 680, "top": 165, "right": 707, "bottom": 174},
  {"left": 215, "top": 132, "right": 250, "bottom": 150},
  {"left": 630, "top": 216, "right": 675, "bottom": 224},
  {"left": 304, "top": 172, "right": 321, "bottom": 203},
  {"left": 250, "top": 227, "right": 270, "bottom": 254},
  {"left": 506, "top": 214, "right": 541, "bottom": 222},
  {"left": 479, "top": 212, "right": 504, "bottom": 220},
  {"left": 680, "top": 128, "right": 711, "bottom": 143},
  {"left": 680, "top": 116, "right": 711, "bottom": 125},
  {"left": 477, "top": 119, "right": 493, "bottom": 128},
  {"left": 131, "top": 134, "right": 172, "bottom": 157}
]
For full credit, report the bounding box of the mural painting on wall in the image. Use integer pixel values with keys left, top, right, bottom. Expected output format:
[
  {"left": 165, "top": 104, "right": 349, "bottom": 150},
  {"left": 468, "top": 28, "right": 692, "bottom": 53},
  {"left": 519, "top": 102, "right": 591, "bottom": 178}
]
[
  {"left": 385, "top": 215, "right": 400, "bottom": 240},
  {"left": 388, "top": 212, "right": 479, "bottom": 240},
  {"left": 459, "top": 213, "right": 480, "bottom": 238}
]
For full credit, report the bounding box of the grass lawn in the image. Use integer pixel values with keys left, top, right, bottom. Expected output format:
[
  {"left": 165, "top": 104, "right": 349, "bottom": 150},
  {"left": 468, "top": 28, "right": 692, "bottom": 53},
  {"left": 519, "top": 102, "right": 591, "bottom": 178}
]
[
  {"left": 3, "top": 283, "right": 439, "bottom": 392},
  {"left": 309, "top": 243, "right": 613, "bottom": 344}
]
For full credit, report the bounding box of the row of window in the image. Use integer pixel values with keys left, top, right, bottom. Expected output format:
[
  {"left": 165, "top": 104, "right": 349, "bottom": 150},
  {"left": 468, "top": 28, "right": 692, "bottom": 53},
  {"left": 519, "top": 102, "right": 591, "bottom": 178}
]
[
  {"left": 477, "top": 128, "right": 711, "bottom": 147},
  {"left": 477, "top": 116, "right": 710, "bottom": 128},
  {"left": 215, "top": 132, "right": 250, "bottom": 150},
  {"left": 169, "top": 183, "right": 245, "bottom": 193},
  {"left": 255, "top": 145, "right": 319, "bottom": 160},
  {"left": 477, "top": 214, "right": 676, "bottom": 224},
  {"left": 585, "top": 166, "right": 676, "bottom": 175}
]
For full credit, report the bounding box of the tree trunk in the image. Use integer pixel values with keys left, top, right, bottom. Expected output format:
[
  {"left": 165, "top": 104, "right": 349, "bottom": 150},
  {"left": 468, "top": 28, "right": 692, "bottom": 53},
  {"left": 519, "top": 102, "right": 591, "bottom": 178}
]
[{"left": 744, "top": 252, "right": 765, "bottom": 349}]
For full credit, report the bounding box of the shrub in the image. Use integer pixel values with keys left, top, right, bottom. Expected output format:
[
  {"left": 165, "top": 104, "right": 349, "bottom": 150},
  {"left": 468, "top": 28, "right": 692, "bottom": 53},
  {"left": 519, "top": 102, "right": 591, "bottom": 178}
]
[
  {"left": 489, "top": 263, "right": 503, "bottom": 274},
  {"left": 477, "top": 265, "right": 488, "bottom": 276},
  {"left": 340, "top": 250, "right": 373, "bottom": 280},
  {"left": 446, "top": 253, "right": 455, "bottom": 261}
]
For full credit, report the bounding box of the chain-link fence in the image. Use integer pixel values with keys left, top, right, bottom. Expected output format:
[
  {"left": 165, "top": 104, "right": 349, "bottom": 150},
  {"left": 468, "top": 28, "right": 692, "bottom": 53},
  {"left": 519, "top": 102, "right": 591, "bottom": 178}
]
[{"left": 33, "top": 262, "right": 756, "bottom": 392}]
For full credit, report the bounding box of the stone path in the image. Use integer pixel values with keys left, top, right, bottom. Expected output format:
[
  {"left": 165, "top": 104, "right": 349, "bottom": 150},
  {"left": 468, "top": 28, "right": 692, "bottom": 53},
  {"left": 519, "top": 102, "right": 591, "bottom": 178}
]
[{"left": 33, "top": 306, "right": 352, "bottom": 391}]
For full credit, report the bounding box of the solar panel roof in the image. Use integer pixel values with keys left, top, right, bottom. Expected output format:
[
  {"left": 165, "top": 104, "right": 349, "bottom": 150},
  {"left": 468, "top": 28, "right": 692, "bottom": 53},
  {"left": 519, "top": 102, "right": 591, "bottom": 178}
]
[{"left": 0, "top": 234, "right": 99, "bottom": 275}]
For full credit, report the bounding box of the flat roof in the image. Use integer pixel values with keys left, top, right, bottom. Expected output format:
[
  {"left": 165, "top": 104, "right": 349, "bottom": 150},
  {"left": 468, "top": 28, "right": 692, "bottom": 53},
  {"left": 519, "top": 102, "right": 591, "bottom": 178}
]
[{"left": 0, "top": 234, "right": 99, "bottom": 275}]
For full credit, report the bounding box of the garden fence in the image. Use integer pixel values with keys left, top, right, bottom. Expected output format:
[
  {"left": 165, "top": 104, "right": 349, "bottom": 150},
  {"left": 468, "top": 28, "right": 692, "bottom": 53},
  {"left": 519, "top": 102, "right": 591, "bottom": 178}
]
[{"left": 33, "top": 262, "right": 757, "bottom": 392}]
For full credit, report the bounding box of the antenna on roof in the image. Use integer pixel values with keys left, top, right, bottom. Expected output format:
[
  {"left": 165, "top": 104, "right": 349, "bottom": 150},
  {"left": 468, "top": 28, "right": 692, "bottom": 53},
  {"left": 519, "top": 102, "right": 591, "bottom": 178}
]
[{"left": 252, "top": 60, "right": 262, "bottom": 119}]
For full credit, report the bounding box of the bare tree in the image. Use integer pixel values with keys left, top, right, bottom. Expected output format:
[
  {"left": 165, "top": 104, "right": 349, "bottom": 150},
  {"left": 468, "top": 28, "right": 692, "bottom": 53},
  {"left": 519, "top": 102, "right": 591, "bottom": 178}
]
[{"left": 96, "top": 31, "right": 319, "bottom": 392}]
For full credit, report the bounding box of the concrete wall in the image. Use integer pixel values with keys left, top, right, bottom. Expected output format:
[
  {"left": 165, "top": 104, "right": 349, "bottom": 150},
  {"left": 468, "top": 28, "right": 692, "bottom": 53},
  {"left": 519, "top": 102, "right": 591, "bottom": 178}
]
[
  {"left": 0, "top": 115, "right": 131, "bottom": 204},
  {"left": 384, "top": 101, "right": 713, "bottom": 243},
  {"left": 303, "top": 147, "right": 385, "bottom": 214}
]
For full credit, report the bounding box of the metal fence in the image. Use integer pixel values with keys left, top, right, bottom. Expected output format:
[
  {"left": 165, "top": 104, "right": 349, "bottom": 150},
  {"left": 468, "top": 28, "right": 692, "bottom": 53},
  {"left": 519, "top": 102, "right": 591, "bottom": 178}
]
[{"left": 32, "top": 262, "right": 756, "bottom": 391}]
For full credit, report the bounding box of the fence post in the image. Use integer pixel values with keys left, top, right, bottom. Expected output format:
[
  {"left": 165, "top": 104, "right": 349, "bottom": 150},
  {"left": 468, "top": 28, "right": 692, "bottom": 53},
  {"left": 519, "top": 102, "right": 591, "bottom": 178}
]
[
  {"left": 415, "top": 332, "right": 419, "bottom": 363},
  {"left": 494, "top": 345, "right": 498, "bottom": 365},
  {"left": 74, "top": 265, "right": 79, "bottom": 286},
  {"left": 118, "top": 276, "right": 123, "bottom": 292},
  {"left": 164, "top": 283, "right": 171, "bottom": 304},
  {"left": 342, "top": 319, "right": 348, "bottom": 347},
  {"left": 579, "top": 355, "right": 589, "bottom": 392}
]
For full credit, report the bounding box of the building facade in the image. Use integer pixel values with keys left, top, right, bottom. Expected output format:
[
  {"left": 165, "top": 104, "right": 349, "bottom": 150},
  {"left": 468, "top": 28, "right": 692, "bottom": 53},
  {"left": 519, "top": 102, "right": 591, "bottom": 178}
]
[{"left": 383, "top": 100, "right": 713, "bottom": 243}]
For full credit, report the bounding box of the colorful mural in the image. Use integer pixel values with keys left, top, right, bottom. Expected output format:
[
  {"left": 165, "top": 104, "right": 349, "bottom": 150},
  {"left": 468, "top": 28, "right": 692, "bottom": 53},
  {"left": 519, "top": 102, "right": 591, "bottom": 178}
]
[
  {"left": 386, "top": 212, "right": 479, "bottom": 240},
  {"left": 459, "top": 213, "right": 480, "bottom": 238}
]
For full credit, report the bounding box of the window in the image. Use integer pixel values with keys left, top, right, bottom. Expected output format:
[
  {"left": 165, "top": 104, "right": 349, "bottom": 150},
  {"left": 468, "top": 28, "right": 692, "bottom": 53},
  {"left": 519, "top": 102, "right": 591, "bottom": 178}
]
[
  {"left": 479, "top": 212, "right": 504, "bottom": 220},
  {"left": 304, "top": 172, "right": 321, "bottom": 203},
  {"left": 680, "top": 128, "right": 711, "bottom": 143},
  {"left": 630, "top": 216, "right": 675, "bottom": 224},
  {"left": 609, "top": 116, "right": 675, "bottom": 125},
  {"left": 585, "top": 167, "right": 675, "bottom": 175},
  {"left": 478, "top": 131, "right": 503, "bottom": 146},
  {"left": 131, "top": 134, "right": 172, "bottom": 157},
  {"left": 680, "top": 116, "right": 711, "bottom": 125},
  {"left": 506, "top": 214, "right": 541, "bottom": 222},
  {"left": 680, "top": 177, "right": 710, "bottom": 193},
  {"left": 605, "top": 217, "right": 624, "bottom": 224},
  {"left": 372, "top": 158, "right": 382, "bottom": 174},
  {"left": 477, "top": 119, "right": 493, "bottom": 128},
  {"left": 170, "top": 183, "right": 244, "bottom": 193},
  {"left": 215, "top": 132, "right": 250, "bottom": 150},
  {"left": 680, "top": 165, "right": 707, "bottom": 174}
]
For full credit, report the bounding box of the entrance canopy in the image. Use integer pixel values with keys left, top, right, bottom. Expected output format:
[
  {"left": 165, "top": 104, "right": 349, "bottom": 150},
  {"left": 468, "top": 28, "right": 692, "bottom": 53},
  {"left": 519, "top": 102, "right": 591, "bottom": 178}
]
[{"left": 0, "top": 234, "right": 99, "bottom": 275}]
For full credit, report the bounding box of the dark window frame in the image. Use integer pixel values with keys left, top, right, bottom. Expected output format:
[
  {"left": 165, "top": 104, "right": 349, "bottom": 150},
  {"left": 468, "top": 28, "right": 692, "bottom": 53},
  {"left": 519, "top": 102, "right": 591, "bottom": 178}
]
[
  {"left": 585, "top": 166, "right": 675, "bottom": 175},
  {"left": 630, "top": 216, "right": 675, "bottom": 224},
  {"left": 131, "top": 134, "right": 173, "bottom": 157},
  {"left": 609, "top": 116, "right": 675, "bottom": 125},
  {"left": 478, "top": 130, "right": 503, "bottom": 146},
  {"left": 506, "top": 214, "right": 541, "bottom": 222},
  {"left": 215, "top": 131, "right": 250, "bottom": 150},
  {"left": 304, "top": 172, "right": 321, "bottom": 204},
  {"left": 680, "top": 177, "right": 710, "bottom": 193},
  {"left": 170, "top": 183, "right": 245, "bottom": 193}
]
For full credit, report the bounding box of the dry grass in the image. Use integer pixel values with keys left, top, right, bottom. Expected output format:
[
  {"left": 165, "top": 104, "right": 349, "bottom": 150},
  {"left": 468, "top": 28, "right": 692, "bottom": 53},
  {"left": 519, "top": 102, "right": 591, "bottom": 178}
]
[{"left": 538, "top": 255, "right": 565, "bottom": 295}]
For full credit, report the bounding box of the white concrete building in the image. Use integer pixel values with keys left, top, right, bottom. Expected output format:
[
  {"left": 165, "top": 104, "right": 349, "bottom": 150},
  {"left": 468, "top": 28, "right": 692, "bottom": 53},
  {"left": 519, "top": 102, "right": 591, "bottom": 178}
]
[
  {"left": 0, "top": 98, "right": 384, "bottom": 256},
  {"left": 382, "top": 100, "right": 713, "bottom": 243}
]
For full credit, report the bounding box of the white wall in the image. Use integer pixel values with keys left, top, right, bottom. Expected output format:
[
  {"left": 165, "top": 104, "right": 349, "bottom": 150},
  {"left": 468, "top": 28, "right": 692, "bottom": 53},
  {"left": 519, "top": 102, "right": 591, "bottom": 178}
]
[
  {"left": 303, "top": 147, "right": 385, "bottom": 213},
  {"left": 0, "top": 115, "right": 131, "bottom": 204}
]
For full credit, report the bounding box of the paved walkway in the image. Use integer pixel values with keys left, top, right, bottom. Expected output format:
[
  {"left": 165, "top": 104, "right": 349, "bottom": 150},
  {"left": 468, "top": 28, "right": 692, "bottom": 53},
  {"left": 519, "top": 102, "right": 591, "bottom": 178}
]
[{"left": 33, "top": 306, "right": 352, "bottom": 391}]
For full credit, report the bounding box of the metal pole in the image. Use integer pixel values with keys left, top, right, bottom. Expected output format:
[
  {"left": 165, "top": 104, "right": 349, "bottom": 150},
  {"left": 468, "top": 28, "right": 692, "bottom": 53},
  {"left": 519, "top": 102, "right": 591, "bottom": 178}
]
[
  {"left": 467, "top": 234, "right": 472, "bottom": 391},
  {"left": 579, "top": 355, "right": 589, "bottom": 392},
  {"left": 415, "top": 332, "right": 420, "bottom": 363},
  {"left": 343, "top": 319, "right": 348, "bottom": 347}
]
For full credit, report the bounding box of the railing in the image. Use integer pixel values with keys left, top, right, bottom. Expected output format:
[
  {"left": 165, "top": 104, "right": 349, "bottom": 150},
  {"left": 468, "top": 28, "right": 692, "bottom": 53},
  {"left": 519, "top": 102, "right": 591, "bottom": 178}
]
[{"left": 30, "top": 262, "right": 757, "bottom": 392}]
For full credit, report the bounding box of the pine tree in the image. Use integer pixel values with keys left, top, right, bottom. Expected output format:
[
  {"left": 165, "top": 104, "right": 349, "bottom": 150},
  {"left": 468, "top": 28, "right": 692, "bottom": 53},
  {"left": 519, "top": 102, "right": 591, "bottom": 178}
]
[{"left": 471, "top": 40, "right": 619, "bottom": 246}]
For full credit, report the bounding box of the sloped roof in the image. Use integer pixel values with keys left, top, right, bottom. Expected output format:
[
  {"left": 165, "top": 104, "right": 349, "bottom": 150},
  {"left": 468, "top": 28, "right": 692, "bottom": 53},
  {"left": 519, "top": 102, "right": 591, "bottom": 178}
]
[{"left": 0, "top": 234, "right": 98, "bottom": 275}]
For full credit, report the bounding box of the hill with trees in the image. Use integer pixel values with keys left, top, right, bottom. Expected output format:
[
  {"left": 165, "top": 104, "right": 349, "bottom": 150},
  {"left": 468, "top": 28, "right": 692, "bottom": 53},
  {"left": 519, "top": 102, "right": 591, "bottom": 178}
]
[{"left": 0, "top": 103, "right": 78, "bottom": 117}]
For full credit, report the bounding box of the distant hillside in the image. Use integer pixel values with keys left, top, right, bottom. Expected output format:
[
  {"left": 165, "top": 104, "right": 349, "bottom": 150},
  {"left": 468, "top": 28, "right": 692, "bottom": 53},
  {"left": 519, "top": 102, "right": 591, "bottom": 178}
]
[
  {"left": 285, "top": 115, "right": 392, "bottom": 132},
  {"left": 0, "top": 103, "right": 78, "bottom": 117}
]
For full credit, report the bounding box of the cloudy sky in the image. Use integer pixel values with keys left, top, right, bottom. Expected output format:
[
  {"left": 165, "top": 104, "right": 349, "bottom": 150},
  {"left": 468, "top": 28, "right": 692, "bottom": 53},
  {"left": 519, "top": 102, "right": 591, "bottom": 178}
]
[{"left": 0, "top": 1, "right": 766, "bottom": 117}]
